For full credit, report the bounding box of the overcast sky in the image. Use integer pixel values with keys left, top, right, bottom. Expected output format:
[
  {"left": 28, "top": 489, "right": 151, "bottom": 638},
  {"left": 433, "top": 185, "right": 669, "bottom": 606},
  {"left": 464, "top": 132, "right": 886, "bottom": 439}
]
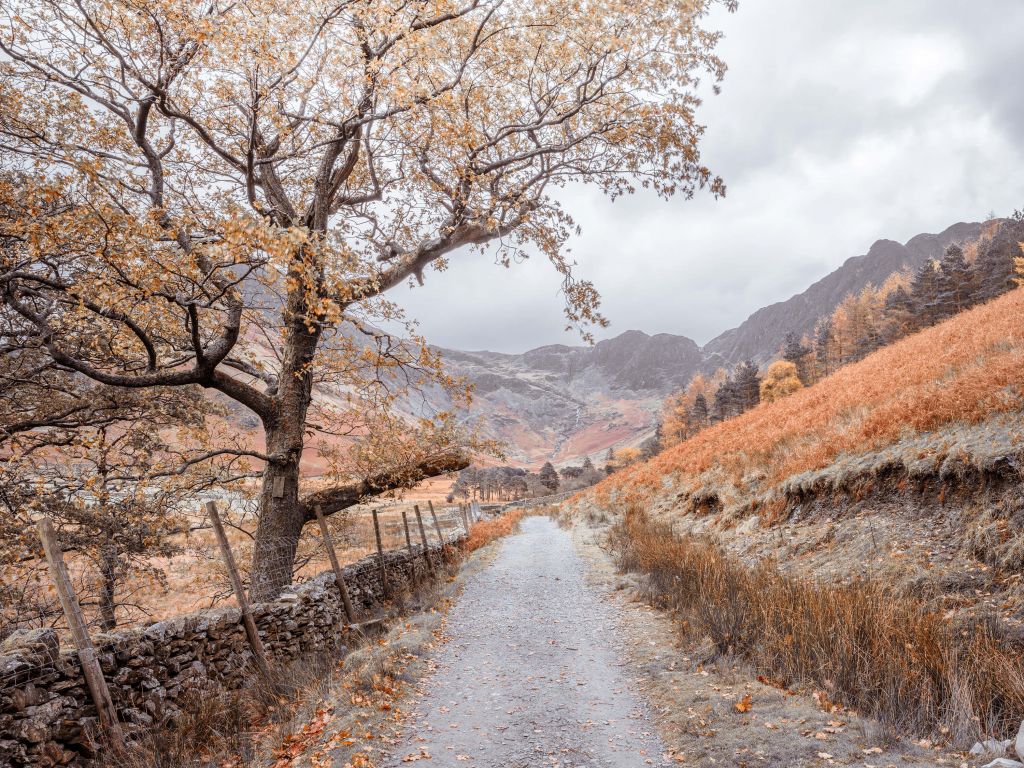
[{"left": 392, "top": 0, "right": 1024, "bottom": 354}]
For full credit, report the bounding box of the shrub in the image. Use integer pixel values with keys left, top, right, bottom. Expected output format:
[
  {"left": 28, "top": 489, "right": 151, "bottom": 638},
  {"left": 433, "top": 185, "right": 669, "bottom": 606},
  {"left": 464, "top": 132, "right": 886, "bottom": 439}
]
[{"left": 611, "top": 508, "right": 1024, "bottom": 743}]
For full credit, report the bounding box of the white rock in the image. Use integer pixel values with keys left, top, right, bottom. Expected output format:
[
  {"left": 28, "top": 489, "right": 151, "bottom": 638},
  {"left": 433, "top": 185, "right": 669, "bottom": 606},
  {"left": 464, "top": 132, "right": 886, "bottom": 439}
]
[
  {"left": 1017, "top": 720, "right": 1024, "bottom": 762},
  {"left": 973, "top": 739, "right": 1008, "bottom": 756},
  {"left": 981, "top": 759, "right": 1024, "bottom": 768}
]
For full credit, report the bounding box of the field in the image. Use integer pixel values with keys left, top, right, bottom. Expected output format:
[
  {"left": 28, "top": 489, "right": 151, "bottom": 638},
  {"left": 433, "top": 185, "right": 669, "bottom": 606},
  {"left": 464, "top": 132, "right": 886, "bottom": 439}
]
[{"left": 1, "top": 481, "right": 467, "bottom": 639}]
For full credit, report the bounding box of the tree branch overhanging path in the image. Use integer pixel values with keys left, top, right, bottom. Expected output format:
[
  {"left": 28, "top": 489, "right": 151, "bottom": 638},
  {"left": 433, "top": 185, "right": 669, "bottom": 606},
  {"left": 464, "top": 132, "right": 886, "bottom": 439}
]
[{"left": 0, "top": 0, "right": 731, "bottom": 599}]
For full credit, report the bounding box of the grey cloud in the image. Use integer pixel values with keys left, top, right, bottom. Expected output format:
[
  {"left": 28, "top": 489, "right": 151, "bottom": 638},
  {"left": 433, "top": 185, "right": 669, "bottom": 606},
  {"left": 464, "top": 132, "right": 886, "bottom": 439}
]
[{"left": 392, "top": 0, "right": 1024, "bottom": 353}]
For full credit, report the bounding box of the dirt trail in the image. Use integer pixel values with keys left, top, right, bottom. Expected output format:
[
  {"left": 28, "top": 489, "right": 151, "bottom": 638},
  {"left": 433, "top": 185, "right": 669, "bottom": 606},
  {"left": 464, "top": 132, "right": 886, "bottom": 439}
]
[{"left": 378, "top": 515, "right": 668, "bottom": 767}]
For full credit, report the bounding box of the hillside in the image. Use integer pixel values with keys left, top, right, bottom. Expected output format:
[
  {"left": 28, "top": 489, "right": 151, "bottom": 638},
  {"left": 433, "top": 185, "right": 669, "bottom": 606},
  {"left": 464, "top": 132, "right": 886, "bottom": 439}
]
[
  {"left": 584, "top": 288, "right": 1024, "bottom": 623},
  {"left": 439, "top": 220, "right": 987, "bottom": 464},
  {"left": 702, "top": 221, "right": 982, "bottom": 367}
]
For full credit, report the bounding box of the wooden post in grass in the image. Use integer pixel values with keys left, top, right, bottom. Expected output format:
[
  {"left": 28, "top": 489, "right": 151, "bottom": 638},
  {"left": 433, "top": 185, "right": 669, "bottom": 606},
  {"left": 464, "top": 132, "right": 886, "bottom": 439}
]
[
  {"left": 460, "top": 504, "right": 470, "bottom": 533},
  {"left": 313, "top": 505, "right": 356, "bottom": 624},
  {"left": 400, "top": 507, "right": 418, "bottom": 587},
  {"left": 34, "top": 515, "right": 124, "bottom": 748},
  {"left": 371, "top": 509, "right": 390, "bottom": 599},
  {"left": 414, "top": 505, "right": 435, "bottom": 575},
  {"left": 427, "top": 500, "right": 445, "bottom": 546},
  {"left": 205, "top": 501, "right": 273, "bottom": 683}
]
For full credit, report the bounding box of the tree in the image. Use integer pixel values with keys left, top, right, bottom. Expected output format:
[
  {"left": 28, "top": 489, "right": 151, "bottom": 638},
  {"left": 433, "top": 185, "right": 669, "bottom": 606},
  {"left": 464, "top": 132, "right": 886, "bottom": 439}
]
[
  {"left": 759, "top": 360, "right": 802, "bottom": 404},
  {"left": 689, "top": 393, "right": 709, "bottom": 433},
  {"left": 813, "top": 317, "right": 834, "bottom": 380},
  {"left": 733, "top": 360, "right": 761, "bottom": 412},
  {"left": 538, "top": 462, "right": 560, "bottom": 493},
  {"left": 880, "top": 285, "right": 915, "bottom": 343},
  {"left": 0, "top": 0, "right": 730, "bottom": 599},
  {"left": 910, "top": 261, "right": 941, "bottom": 327},
  {"left": 933, "top": 244, "right": 975, "bottom": 319},
  {"left": 639, "top": 435, "right": 660, "bottom": 460},
  {"left": 604, "top": 448, "right": 617, "bottom": 475},
  {"left": 781, "top": 331, "right": 811, "bottom": 384},
  {"left": 0, "top": 362, "right": 225, "bottom": 630},
  {"left": 973, "top": 213, "right": 1024, "bottom": 303},
  {"left": 712, "top": 375, "right": 736, "bottom": 422}
]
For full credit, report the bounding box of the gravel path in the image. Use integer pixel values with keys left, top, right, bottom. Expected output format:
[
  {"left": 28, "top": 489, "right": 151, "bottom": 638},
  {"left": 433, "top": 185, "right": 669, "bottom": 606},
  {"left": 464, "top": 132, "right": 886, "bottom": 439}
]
[{"left": 379, "top": 516, "right": 667, "bottom": 768}]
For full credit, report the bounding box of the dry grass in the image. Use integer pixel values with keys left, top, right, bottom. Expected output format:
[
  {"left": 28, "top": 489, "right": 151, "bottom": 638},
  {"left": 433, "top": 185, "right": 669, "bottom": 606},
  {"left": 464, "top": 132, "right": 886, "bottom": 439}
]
[
  {"left": 97, "top": 653, "right": 339, "bottom": 768},
  {"left": 595, "top": 288, "right": 1024, "bottom": 512},
  {"left": 611, "top": 508, "right": 1024, "bottom": 743},
  {"left": 461, "top": 509, "right": 527, "bottom": 552}
]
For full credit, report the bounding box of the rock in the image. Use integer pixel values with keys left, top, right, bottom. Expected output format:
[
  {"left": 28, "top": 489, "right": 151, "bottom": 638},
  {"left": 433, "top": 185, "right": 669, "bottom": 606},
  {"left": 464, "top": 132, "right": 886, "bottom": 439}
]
[
  {"left": 982, "top": 759, "right": 1024, "bottom": 768},
  {"left": 0, "top": 628, "right": 60, "bottom": 662},
  {"left": 974, "top": 739, "right": 1010, "bottom": 757},
  {"left": 1017, "top": 720, "right": 1024, "bottom": 762}
]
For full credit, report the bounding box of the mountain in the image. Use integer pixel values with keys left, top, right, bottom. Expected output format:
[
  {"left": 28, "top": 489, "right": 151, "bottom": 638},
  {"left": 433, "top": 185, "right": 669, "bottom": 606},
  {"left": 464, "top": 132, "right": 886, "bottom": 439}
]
[
  {"left": 702, "top": 221, "right": 982, "bottom": 367},
  {"left": 438, "top": 220, "right": 986, "bottom": 466},
  {"left": 437, "top": 331, "right": 704, "bottom": 465}
]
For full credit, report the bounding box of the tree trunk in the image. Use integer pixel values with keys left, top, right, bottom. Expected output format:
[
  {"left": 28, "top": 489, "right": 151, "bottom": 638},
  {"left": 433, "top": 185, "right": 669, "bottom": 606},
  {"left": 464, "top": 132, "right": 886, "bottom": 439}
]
[
  {"left": 98, "top": 545, "right": 117, "bottom": 632},
  {"left": 249, "top": 304, "right": 320, "bottom": 602}
]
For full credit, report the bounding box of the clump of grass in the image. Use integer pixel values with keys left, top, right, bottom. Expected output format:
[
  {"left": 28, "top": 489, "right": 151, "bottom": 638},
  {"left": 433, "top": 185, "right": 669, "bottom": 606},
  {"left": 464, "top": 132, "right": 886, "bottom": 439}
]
[
  {"left": 611, "top": 507, "right": 1024, "bottom": 744},
  {"left": 461, "top": 509, "right": 527, "bottom": 552}
]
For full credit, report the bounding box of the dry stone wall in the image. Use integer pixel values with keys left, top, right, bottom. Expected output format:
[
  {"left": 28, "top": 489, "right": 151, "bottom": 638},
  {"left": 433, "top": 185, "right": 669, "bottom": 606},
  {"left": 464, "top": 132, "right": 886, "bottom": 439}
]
[{"left": 0, "top": 542, "right": 454, "bottom": 767}]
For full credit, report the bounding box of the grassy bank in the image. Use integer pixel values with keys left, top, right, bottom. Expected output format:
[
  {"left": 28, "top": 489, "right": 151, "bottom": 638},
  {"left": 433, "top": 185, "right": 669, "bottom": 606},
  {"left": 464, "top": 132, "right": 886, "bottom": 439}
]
[{"left": 610, "top": 508, "right": 1024, "bottom": 744}]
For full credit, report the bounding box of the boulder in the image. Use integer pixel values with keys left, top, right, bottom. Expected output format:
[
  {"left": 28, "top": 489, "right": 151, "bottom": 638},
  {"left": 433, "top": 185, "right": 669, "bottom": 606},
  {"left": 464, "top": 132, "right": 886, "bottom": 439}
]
[{"left": 982, "top": 759, "right": 1024, "bottom": 768}]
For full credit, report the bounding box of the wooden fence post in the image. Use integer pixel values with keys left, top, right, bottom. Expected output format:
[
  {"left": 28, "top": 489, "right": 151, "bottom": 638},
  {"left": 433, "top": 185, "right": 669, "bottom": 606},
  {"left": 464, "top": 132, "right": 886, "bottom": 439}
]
[
  {"left": 313, "top": 505, "right": 356, "bottom": 624},
  {"left": 205, "top": 501, "right": 273, "bottom": 683},
  {"left": 413, "top": 505, "right": 434, "bottom": 574},
  {"left": 427, "top": 500, "right": 445, "bottom": 546},
  {"left": 371, "top": 509, "right": 390, "bottom": 599},
  {"left": 460, "top": 504, "right": 470, "bottom": 533},
  {"left": 34, "top": 515, "right": 124, "bottom": 747},
  {"left": 400, "top": 507, "right": 418, "bottom": 587}
]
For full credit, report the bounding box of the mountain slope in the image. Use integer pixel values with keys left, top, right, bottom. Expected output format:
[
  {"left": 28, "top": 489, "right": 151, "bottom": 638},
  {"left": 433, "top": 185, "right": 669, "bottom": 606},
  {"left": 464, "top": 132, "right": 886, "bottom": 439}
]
[
  {"left": 701, "top": 221, "right": 982, "bottom": 367},
  {"left": 441, "top": 220, "right": 987, "bottom": 464},
  {"left": 583, "top": 287, "right": 1024, "bottom": 636}
]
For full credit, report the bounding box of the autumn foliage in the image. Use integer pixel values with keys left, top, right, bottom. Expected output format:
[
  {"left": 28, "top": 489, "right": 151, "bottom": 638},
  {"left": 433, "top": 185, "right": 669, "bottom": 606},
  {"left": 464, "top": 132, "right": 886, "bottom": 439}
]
[{"left": 597, "top": 287, "right": 1024, "bottom": 511}]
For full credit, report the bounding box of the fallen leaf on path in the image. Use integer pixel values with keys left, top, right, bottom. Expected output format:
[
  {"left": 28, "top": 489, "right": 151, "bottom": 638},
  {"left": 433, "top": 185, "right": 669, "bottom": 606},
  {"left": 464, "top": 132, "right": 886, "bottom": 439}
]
[{"left": 733, "top": 694, "right": 753, "bottom": 713}]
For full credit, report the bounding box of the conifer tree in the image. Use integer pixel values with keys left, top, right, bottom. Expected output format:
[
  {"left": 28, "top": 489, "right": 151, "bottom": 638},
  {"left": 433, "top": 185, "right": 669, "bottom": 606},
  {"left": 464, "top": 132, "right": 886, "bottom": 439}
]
[
  {"left": 781, "top": 331, "right": 812, "bottom": 384},
  {"left": 934, "top": 244, "right": 975, "bottom": 318},
  {"left": 539, "top": 462, "right": 560, "bottom": 492},
  {"left": 733, "top": 360, "right": 762, "bottom": 412},
  {"left": 814, "top": 317, "right": 834, "bottom": 379},
  {"left": 689, "top": 393, "right": 710, "bottom": 432},
  {"left": 910, "top": 261, "right": 941, "bottom": 327},
  {"left": 881, "top": 285, "right": 915, "bottom": 343},
  {"left": 973, "top": 213, "right": 1024, "bottom": 302}
]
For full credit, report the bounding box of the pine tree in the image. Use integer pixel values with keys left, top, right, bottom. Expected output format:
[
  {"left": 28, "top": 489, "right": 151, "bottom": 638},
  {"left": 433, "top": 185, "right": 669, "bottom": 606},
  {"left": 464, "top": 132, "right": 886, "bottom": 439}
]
[
  {"left": 973, "top": 214, "right": 1024, "bottom": 302},
  {"left": 689, "top": 393, "right": 709, "bottom": 432},
  {"left": 933, "top": 244, "right": 975, "bottom": 318},
  {"left": 733, "top": 360, "right": 761, "bottom": 412},
  {"left": 814, "top": 317, "right": 834, "bottom": 379},
  {"left": 781, "top": 331, "right": 812, "bottom": 384},
  {"left": 881, "top": 285, "right": 915, "bottom": 343},
  {"left": 604, "top": 448, "right": 617, "bottom": 475},
  {"left": 539, "top": 461, "right": 560, "bottom": 492},
  {"left": 910, "top": 260, "right": 941, "bottom": 326},
  {"left": 712, "top": 376, "right": 734, "bottom": 422}
]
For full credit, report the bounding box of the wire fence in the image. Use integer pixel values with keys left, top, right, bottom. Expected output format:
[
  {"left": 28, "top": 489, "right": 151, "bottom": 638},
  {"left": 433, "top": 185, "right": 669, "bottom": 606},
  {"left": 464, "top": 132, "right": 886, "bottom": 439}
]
[{"left": 0, "top": 500, "right": 473, "bottom": 667}]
